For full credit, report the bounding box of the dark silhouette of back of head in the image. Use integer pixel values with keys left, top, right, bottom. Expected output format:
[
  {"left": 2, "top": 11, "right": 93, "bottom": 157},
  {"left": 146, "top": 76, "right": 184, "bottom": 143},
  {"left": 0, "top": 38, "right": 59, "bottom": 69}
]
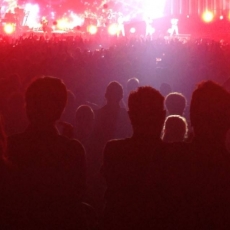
[
  {"left": 126, "top": 78, "right": 139, "bottom": 93},
  {"left": 165, "top": 92, "right": 187, "bottom": 116},
  {"left": 190, "top": 81, "right": 230, "bottom": 141},
  {"left": 128, "top": 86, "right": 165, "bottom": 139},
  {"left": 75, "top": 105, "right": 95, "bottom": 143},
  {"left": 25, "top": 77, "right": 67, "bottom": 125},
  {"left": 162, "top": 115, "right": 188, "bottom": 143},
  {"left": 105, "top": 81, "right": 123, "bottom": 105}
]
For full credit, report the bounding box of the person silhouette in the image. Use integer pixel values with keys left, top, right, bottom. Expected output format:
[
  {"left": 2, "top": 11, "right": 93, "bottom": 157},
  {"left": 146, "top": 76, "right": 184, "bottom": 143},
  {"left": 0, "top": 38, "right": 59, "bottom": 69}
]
[
  {"left": 102, "top": 86, "right": 168, "bottom": 230},
  {"left": 162, "top": 115, "right": 188, "bottom": 143},
  {"left": 91, "top": 81, "right": 132, "bottom": 216},
  {"left": 165, "top": 92, "right": 187, "bottom": 116},
  {"left": 170, "top": 81, "right": 230, "bottom": 230},
  {"left": 6, "top": 77, "right": 87, "bottom": 229},
  {"left": 93, "top": 81, "right": 131, "bottom": 162}
]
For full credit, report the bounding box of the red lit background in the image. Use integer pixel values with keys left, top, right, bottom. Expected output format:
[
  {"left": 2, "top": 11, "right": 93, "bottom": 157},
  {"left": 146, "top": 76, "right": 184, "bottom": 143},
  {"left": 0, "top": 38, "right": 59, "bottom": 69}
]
[{"left": 1, "top": 0, "right": 230, "bottom": 39}]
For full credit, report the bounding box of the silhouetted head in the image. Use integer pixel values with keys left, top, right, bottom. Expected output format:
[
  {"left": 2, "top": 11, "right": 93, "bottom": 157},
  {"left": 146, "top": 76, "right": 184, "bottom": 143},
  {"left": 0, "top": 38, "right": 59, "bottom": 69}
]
[
  {"left": 128, "top": 86, "right": 165, "bottom": 138},
  {"left": 75, "top": 105, "right": 95, "bottom": 128},
  {"left": 105, "top": 81, "right": 123, "bottom": 105},
  {"left": 162, "top": 115, "right": 188, "bottom": 143},
  {"left": 25, "top": 77, "right": 67, "bottom": 125},
  {"left": 165, "top": 92, "right": 187, "bottom": 116},
  {"left": 126, "top": 78, "right": 139, "bottom": 93},
  {"left": 190, "top": 81, "right": 230, "bottom": 141}
]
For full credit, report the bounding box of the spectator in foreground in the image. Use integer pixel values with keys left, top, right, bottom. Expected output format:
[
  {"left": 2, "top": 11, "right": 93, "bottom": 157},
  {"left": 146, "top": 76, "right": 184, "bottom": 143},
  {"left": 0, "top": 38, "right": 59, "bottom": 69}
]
[
  {"left": 6, "top": 77, "right": 88, "bottom": 229},
  {"left": 187, "top": 81, "right": 230, "bottom": 229},
  {"left": 75, "top": 105, "right": 95, "bottom": 149},
  {"left": 102, "top": 86, "right": 168, "bottom": 230},
  {"left": 165, "top": 92, "right": 187, "bottom": 116},
  {"left": 162, "top": 115, "right": 188, "bottom": 143},
  {"left": 124, "top": 77, "right": 140, "bottom": 107}
]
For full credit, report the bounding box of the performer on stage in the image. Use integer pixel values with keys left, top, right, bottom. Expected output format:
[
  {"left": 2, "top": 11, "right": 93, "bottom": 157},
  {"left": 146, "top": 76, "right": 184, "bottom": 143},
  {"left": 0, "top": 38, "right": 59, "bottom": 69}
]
[
  {"left": 41, "top": 16, "right": 48, "bottom": 32},
  {"left": 117, "top": 12, "right": 125, "bottom": 37},
  {"left": 169, "top": 18, "right": 179, "bottom": 36},
  {"left": 145, "top": 16, "right": 155, "bottom": 37}
]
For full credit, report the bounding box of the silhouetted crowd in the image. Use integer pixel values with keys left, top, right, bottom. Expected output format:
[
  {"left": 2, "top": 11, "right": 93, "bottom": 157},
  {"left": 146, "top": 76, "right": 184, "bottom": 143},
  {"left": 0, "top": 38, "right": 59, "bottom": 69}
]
[{"left": 0, "top": 35, "right": 230, "bottom": 229}]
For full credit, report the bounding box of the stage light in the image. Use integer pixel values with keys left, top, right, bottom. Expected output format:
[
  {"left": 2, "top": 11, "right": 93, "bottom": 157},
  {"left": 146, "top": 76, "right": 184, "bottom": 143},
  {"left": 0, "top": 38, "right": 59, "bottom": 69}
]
[
  {"left": 130, "top": 27, "right": 136, "bottom": 33},
  {"left": 202, "top": 11, "right": 214, "bottom": 23},
  {"left": 87, "top": 25, "right": 98, "bottom": 35},
  {"left": 57, "top": 18, "right": 68, "bottom": 30},
  {"left": 220, "top": 15, "right": 224, "bottom": 20},
  {"left": 3, "top": 24, "right": 15, "bottom": 35},
  {"left": 108, "top": 24, "right": 118, "bottom": 36},
  {"left": 24, "top": 4, "right": 39, "bottom": 28},
  {"left": 142, "top": 0, "right": 167, "bottom": 19}
]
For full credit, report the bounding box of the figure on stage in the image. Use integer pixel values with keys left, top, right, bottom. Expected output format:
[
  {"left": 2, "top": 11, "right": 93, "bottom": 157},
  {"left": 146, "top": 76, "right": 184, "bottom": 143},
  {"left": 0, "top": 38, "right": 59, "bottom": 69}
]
[
  {"left": 169, "top": 18, "right": 179, "bottom": 36},
  {"left": 145, "top": 16, "right": 155, "bottom": 37},
  {"left": 117, "top": 12, "right": 125, "bottom": 37},
  {"left": 41, "top": 16, "right": 48, "bottom": 33}
]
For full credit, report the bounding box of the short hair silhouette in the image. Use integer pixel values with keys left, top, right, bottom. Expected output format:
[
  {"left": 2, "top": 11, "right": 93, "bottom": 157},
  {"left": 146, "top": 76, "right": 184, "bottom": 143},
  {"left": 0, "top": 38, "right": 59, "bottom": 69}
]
[
  {"left": 128, "top": 86, "right": 165, "bottom": 137},
  {"left": 126, "top": 78, "right": 139, "bottom": 93},
  {"left": 76, "top": 105, "right": 95, "bottom": 126},
  {"left": 25, "top": 77, "right": 67, "bottom": 124},
  {"left": 190, "top": 81, "right": 230, "bottom": 138},
  {"left": 105, "top": 81, "right": 123, "bottom": 103},
  {"left": 165, "top": 92, "right": 186, "bottom": 116},
  {"left": 162, "top": 115, "right": 188, "bottom": 143}
]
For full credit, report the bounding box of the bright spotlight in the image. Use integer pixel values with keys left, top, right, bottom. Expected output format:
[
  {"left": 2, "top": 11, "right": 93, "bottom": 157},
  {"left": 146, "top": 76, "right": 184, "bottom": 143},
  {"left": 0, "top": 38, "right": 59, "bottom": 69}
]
[
  {"left": 57, "top": 18, "right": 68, "bottom": 30},
  {"left": 202, "top": 11, "right": 214, "bottom": 23},
  {"left": 220, "top": 15, "right": 224, "bottom": 20},
  {"left": 3, "top": 24, "right": 15, "bottom": 35},
  {"left": 108, "top": 24, "right": 118, "bottom": 36},
  {"left": 87, "top": 25, "right": 98, "bottom": 35},
  {"left": 143, "top": 0, "right": 167, "bottom": 19},
  {"left": 130, "top": 27, "right": 136, "bottom": 33}
]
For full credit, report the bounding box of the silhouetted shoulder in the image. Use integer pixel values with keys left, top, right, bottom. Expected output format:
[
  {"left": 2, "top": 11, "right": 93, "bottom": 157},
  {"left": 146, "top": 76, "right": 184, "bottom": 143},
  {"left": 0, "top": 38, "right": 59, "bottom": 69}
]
[
  {"left": 103, "top": 138, "right": 132, "bottom": 159},
  {"left": 7, "top": 130, "right": 86, "bottom": 166}
]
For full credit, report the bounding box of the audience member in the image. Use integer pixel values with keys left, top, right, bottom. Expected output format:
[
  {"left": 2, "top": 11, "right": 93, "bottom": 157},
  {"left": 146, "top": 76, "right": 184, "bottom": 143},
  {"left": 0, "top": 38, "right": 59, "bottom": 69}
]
[
  {"left": 102, "top": 86, "right": 168, "bottom": 230},
  {"left": 165, "top": 92, "right": 187, "bottom": 116},
  {"left": 6, "top": 77, "right": 88, "bottom": 229},
  {"left": 162, "top": 115, "right": 188, "bottom": 142},
  {"left": 185, "top": 81, "right": 230, "bottom": 229},
  {"left": 123, "top": 77, "right": 140, "bottom": 108},
  {"left": 93, "top": 81, "right": 131, "bottom": 159},
  {"left": 75, "top": 105, "right": 95, "bottom": 148},
  {"left": 91, "top": 81, "right": 132, "bottom": 216}
]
